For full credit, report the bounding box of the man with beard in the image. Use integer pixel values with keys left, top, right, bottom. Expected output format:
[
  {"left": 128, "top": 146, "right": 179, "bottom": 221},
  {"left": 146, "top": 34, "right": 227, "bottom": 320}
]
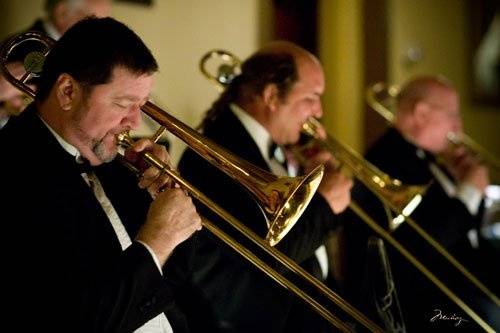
[{"left": 0, "top": 17, "right": 201, "bottom": 332}]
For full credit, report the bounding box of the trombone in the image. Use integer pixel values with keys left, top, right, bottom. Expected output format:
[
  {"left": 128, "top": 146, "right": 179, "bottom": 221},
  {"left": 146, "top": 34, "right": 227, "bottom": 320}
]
[
  {"left": 1, "top": 32, "right": 385, "bottom": 333},
  {"left": 200, "top": 49, "right": 498, "bottom": 332}
]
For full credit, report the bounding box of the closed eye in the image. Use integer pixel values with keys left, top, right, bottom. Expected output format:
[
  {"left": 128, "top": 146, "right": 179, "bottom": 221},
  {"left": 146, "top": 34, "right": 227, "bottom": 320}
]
[{"left": 114, "top": 102, "right": 129, "bottom": 109}]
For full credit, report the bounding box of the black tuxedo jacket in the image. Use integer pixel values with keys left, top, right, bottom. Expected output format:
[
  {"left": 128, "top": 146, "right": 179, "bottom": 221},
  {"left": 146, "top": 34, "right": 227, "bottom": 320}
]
[
  {"left": 0, "top": 105, "right": 188, "bottom": 332},
  {"left": 342, "top": 127, "right": 498, "bottom": 332},
  {"left": 175, "top": 108, "right": 338, "bottom": 333}
]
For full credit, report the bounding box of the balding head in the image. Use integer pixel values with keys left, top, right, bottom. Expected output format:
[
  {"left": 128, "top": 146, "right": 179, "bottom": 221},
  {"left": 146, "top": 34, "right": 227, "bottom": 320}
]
[
  {"left": 396, "top": 76, "right": 454, "bottom": 114},
  {"left": 203, "top": 40, "right": 324, "bottom": 145},
  {"left": 394, "top": 76, "right": 461, "bottom": 153},
  {"left": 258, "top": 40, "right": 321, "bottom": 68}
]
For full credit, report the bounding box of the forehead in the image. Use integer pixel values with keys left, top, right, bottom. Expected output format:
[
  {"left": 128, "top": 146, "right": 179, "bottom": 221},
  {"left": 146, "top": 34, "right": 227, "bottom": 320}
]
[
  {"left": 426, "top": 87, "right": 458, "bottom": 107},
  {"left": 292, "top": 57, "right": 325, "bottom": 93},
  {"left": 91, "top": 67, "right": 154, "bottom": 97}
]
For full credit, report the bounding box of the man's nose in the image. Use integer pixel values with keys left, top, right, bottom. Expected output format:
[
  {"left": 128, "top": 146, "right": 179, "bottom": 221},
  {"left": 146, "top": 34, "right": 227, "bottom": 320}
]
[
  {"left": 311, "top": 102, "right": 323, "bottom": 118},
  {"left": 123, "top": 105, "right": 142, "bottom": 129},
  {"left": 453, "top": 119, "right": 463, "bottom": 133}
]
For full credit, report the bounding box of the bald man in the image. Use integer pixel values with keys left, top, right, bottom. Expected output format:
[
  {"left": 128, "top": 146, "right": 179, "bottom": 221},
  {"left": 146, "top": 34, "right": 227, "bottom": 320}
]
[
  {"left": 342, "top": 76, "right": 498, "bottom": 332},
  {"left": 173, "top": 41, "right": 353, "bottom": 333}
]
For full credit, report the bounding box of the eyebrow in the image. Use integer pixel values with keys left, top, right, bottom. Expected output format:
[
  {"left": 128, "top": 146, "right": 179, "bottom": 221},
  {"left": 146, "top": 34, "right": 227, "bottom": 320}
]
[{"left": 114, "top": 95, "right": 150, "bottom": 104}]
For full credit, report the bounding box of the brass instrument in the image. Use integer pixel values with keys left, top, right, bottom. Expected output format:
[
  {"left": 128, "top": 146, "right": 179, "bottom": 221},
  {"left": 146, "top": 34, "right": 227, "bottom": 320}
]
[
  {"left": 1, "top": 32, "right": 386, "bottom": 333},
  {"left": 365, "top": 82, "right": 500, "bottom": 305},
  {"left": 200, "top": 49, "right": 241, "bottom": 91},
  {"left": 200, "top": 49, "right": 497, "bottom": 332},
  {"left": 0, "top": 32, "right": 50, "bottom": 118},
  {"left": 367, "top": 82, "right": 500, "bottom": 172}
]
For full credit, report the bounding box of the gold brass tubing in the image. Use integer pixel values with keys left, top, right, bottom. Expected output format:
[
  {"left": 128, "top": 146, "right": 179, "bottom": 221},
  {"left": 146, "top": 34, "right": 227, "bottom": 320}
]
[
  {"left": 400, "top": 214, "right": 500, "bottom": 306},
  {"left": 117, "top": 134, "right": 382, "bottom": 332},
  {"left": 151, "top": 126, "right": 167, "bottom": 143},
  {"left": 202, "top": 219, "right": 354, "bottom": 333},
  {"left": 349, "top": 201, "right": 496, "bottom": 333}
]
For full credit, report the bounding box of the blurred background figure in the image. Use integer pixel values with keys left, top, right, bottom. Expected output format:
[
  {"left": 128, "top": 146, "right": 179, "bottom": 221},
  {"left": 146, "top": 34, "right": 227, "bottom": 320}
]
[
  {"left": 0, "top": 61, "right": 27, "bottom": 128},
  {"left": 31, "top": 0, "right": 111, "bottom": 40},
  {"left": 0, "top": 0, "right": 110, "bottom": 128},
  {"left": 342, "top": 75, "right": 499, "bottom": 332}
]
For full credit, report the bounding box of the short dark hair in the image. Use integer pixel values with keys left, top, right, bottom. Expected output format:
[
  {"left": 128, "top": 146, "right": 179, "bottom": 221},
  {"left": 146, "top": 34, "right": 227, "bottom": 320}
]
[
  {"left": 201, "top": 51, "right": 297, "bottom": 128},
  {"left": 36, "top": 16, "right": 158, "bottom": 101}
]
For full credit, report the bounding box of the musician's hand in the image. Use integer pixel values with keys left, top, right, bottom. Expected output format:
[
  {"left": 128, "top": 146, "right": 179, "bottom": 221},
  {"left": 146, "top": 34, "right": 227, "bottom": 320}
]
[
  {"left": 301, "top": 142, "right": 338, "bottom": 174},
  {"left": 318, "top": 168, "right": 353, "bottom": 214},
  {"left": 125, "top": 138, "right": 174, "bottom": 198},
  {"left": 137, "top": 188, "right": 202, "bottom": 265},
  {"left": 443, "top": 146, "right": 489, "bottom": 193}
]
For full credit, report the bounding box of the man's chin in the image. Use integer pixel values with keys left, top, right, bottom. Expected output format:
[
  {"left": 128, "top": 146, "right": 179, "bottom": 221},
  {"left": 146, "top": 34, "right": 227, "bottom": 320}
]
[{"left": 93, "top": 142, "right": 118, "bottom": 164}]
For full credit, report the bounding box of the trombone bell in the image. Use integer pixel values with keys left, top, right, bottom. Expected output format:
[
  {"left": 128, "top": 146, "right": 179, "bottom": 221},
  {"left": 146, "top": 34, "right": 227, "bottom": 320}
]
[
  {"left": 264, "top": 165, "right": 324, "bottom": 246},
  {"left": 140, "top": 101, "right": 324, "bottom": 246}
]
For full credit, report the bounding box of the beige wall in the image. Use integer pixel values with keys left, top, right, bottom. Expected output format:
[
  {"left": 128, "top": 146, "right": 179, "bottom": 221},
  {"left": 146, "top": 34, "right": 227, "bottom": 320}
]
[
  {"left": 388, "top": 0, "right": 500, "bottom": 178},
  {"left": 0, "top": 0, "right": 271, "bottom": 164},
  {"left": 111, "top": 1, "right": 270, "bottom": 163}
]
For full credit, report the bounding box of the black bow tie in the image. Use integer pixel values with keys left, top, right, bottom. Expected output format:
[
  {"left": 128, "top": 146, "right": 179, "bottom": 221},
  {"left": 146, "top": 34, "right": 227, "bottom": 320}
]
[
  {"left": 268, "top": 142, "right": 286, "bottom": 165},
  {"left": 416, "top": 148, "right": 437, "bottom": 164},
  {"left": 76, "top": 157, "right": 94, "bottom": 174}
]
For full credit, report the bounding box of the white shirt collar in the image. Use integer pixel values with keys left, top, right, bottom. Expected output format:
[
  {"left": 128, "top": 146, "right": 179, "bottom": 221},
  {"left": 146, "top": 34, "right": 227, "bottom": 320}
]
[
  {"left": 39, "top": 116, "right": 82, "bottom": 161},
  {"left": 229, "top": 103, "right": 273, "bottom": 163},
  {"left": 43, "top": 19, "right": 62, "bottom": 41}
]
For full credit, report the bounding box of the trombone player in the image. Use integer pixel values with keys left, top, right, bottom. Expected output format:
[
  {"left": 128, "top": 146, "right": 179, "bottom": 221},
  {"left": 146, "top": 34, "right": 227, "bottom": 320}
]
[
  {"left": 177, "top": 41, "right": 352, "bottom": 332},
  {"left": 0, "top": 17, "right": 203, "bottom": 332},
  {"left": 343, "top": 76, "right": 499, "bottom": 331}
]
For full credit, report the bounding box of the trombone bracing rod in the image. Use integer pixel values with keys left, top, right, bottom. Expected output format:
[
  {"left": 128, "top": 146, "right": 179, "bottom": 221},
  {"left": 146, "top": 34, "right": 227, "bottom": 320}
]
[
  {"left": 349, "top": 201, "right": 496, "bottom": 333},
  {"left": 365, "top": 82, "right": 500, "bottom": 307},
  {"left": 117, "top": 133, "right": 383, "bottom": 333}
]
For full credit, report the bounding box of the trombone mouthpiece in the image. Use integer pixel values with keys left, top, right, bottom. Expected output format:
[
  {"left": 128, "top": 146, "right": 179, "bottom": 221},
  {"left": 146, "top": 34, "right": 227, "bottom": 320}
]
[{"left": 116, "top": 131, "right": 133, "bottom": 148}]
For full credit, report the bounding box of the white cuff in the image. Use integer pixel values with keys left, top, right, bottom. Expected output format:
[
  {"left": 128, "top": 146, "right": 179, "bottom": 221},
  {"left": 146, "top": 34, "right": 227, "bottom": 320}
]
[
  {"left": 136, "top": 240, "right": 163, "bottom": 275},
  {"left": 456, "top": 182, "right": 482, "bottom": 216}
]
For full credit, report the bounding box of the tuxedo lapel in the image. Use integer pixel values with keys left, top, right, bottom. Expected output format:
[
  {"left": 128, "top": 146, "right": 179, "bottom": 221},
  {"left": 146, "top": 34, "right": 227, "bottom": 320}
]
[
  {"left": 366, "top": 127, "right": 433, "bottom": 184},
  {"left": 10, "top": 106, "right": 130, "bottom": 258},
  {"left": 203, "top": 107, "right": 271, "bottom": 172}
]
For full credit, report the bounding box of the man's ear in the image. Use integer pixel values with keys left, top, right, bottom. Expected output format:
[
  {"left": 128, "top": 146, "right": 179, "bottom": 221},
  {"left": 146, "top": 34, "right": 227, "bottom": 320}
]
[
  {"left": 413, "top": 101, "right": 430, "bottom": 127},
  {"left": 55, "top": 73, "right": 80, "bottom": 111},
  {"left": 262, "top": 83, "right": 279, "bottom": 112}
]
